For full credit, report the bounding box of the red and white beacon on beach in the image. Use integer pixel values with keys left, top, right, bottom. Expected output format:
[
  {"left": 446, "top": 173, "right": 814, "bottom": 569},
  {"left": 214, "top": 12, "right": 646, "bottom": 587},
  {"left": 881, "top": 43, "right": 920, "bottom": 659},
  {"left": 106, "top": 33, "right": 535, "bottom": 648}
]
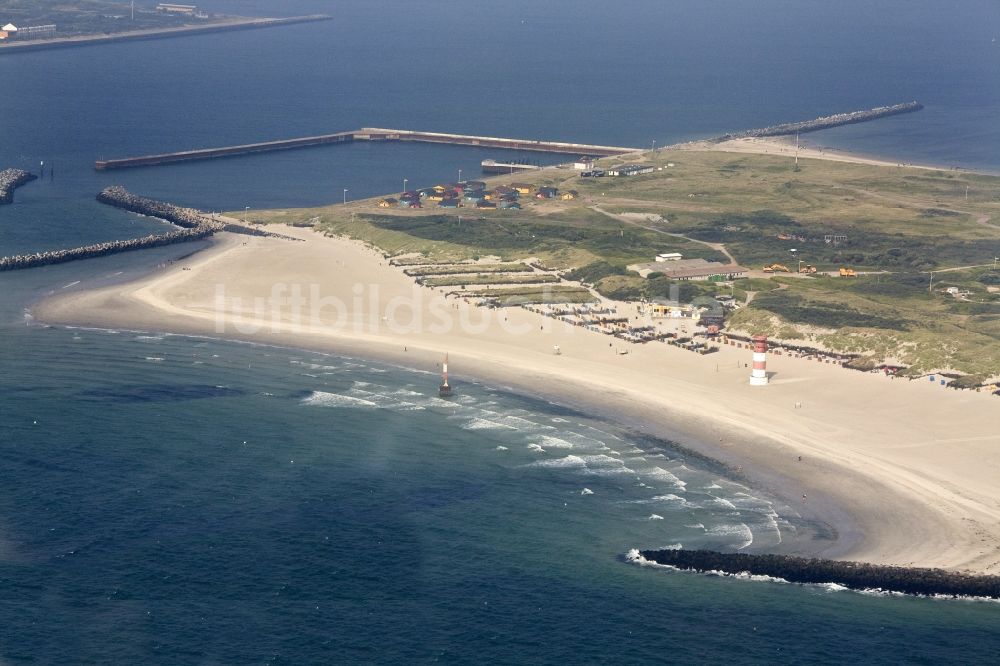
[{"left": 750, "top": 334, "right": 769, "bottom": 386}]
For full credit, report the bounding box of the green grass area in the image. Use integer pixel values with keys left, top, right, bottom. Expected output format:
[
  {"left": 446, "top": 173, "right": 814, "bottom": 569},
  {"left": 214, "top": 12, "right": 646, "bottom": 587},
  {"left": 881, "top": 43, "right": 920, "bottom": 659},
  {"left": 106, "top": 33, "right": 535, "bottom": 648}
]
[
  {"left": 243, "top": 147, "right": 1000, "bottom": 374},
  {"left": 728, "top": 269, "right": 1000, "bottom": 374},
  {"left": 250, "top": 208, "right": 725, "bottom": 270},
  {"left": 0, "top": 1, "right": 227, "bottom": 38}
]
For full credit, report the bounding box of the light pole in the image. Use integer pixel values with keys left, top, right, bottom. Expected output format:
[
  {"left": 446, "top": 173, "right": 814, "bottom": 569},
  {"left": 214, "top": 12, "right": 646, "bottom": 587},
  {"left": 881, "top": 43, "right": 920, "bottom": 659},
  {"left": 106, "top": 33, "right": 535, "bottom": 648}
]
[
  {"left": 343, "top": 189, "right": 348, "bottom": 205},
  {"left": 458, "top": 169, "right": 463, "bottom": 183},
  {"left": 244, "top": 206, "right": 249, "bottom": 224},
  {"left": 403, "top": 178, "right": 408, "bottom": 194}
]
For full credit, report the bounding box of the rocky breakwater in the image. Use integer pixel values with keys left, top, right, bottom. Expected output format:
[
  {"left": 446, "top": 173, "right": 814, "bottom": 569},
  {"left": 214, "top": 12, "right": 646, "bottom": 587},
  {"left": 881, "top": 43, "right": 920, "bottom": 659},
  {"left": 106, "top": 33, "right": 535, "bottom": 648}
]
[
  {"left": 717, "top": 101, "right": 924, "bottom": 140},
  {"left": 0, "top": 169, "right": 38, "bottom": 204},
  {"left": 0, "top": 187, "right": 220, "bottom": 272},
  {"left": 634, "top": 548, "right": 1000, "bottom": 599},
  {"left": 1, "top": 187, "right": 302, "bottom": 272},
  {"left": 96, "top": 186, "right": 221, "bottom": 230}
]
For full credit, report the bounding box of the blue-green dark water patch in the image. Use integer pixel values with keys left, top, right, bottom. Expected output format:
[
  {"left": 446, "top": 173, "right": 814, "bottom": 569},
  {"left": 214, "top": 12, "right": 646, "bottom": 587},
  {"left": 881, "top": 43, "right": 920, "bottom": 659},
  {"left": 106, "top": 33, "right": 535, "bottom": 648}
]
[{"left": 80, "top": 384, "right": 247, "bottom": 403}]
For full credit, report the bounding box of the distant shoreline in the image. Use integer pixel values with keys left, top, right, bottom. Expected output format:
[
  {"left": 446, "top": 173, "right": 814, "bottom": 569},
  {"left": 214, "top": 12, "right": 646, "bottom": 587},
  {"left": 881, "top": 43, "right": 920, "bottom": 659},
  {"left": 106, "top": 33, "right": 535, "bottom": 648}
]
[{"left": 0, "top": 15, "right": 331, "bottom": 55}]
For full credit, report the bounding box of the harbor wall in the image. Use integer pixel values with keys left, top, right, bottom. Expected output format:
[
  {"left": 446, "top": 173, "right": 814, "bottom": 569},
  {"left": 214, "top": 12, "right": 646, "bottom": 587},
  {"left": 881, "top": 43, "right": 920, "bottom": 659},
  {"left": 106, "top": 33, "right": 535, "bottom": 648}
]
[
  {"left": 94, "top": 128, "right": 639, "bottom": 171},
  {"left": 92, "top": 104, "right": 923, "bottom": 172},
  {"left": 0, "top": 169, "right": 37, "bottom": 204},
  {"left": 637, "top": 548, "right": 1000, "bottom": 599},
  {"left": 0, "top": 16, "right": 332, "bottom": 56}
]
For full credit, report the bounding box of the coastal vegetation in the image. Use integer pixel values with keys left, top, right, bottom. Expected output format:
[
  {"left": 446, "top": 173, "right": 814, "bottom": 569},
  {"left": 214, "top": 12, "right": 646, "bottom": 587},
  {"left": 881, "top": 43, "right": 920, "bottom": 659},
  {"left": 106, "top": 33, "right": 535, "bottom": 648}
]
[{"left": 243, "top": 146, "right": 1000, "bottom": 374}]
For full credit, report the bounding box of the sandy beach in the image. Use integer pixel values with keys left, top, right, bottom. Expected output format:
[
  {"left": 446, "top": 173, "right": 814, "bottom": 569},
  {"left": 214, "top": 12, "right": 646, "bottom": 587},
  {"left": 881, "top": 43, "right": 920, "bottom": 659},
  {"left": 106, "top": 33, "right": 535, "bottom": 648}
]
[
  {"left": 678, "top": 136, "right": 958, "bottom": 171},
  {"left": 34, "top": 223, "right": 1000, "bottom": 575}
]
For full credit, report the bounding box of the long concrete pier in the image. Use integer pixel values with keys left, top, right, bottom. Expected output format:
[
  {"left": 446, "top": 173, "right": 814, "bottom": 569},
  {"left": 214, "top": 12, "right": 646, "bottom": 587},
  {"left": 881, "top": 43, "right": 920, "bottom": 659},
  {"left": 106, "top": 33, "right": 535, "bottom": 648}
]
[
  {"left": 94, "top": 128, "right": 642, "bottom": 170},
  {"left": 0, "top": 15, "right": 332, "bottom": 56}
]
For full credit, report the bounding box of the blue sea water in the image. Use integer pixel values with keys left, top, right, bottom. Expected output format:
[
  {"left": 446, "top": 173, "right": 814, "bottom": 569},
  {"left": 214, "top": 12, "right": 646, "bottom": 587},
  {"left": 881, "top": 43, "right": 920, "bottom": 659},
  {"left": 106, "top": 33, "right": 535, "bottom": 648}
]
[{"left": 1, "top": 1, "right": 999, "bottom": 662}]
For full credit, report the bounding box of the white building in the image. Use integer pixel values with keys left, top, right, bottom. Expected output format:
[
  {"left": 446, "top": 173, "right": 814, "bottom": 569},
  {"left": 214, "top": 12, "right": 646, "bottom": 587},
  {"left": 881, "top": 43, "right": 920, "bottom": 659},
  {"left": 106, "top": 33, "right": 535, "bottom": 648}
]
[
  {"left": 655, "top": 252, "right": 683, "bottom": 262},
  {"left": 607, "top": 164, "right": 655, "bottom": 177}
]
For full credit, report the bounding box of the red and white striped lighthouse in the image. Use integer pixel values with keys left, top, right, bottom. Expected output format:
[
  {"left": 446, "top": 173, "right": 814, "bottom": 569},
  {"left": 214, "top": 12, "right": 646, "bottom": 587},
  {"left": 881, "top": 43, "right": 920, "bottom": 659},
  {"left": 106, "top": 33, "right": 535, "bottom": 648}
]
[
  {"left": 439, "top": 353, "right": 453, "bottom": 397},
  {"left": 749, "top": 335, "right": 769, "bottom": 386}
]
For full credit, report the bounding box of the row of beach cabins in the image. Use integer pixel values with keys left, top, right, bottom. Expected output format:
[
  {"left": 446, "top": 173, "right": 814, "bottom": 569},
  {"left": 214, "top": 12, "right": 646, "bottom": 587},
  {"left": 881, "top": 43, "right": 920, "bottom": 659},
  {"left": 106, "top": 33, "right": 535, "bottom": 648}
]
[
  {"left": 377, "top": 181, "right": 578, "bottom": 211},
  {"left": 522, "top": 303, "right": 720, "bottom": 355}
]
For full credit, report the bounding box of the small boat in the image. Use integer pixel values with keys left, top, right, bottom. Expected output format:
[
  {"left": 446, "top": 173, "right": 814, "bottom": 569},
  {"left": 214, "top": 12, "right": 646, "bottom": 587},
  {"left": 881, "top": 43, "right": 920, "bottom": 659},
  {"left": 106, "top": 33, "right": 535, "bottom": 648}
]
[{"left": 439, "top": 353, "right": 453, "bottom": 397}]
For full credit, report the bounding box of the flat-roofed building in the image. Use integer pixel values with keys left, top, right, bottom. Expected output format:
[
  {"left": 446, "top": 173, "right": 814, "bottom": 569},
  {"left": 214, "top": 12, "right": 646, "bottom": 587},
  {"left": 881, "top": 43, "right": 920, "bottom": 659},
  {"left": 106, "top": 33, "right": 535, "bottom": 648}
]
[
  {"left": 607, "top": 164, "right": 654, "bottom": 177},
  {"left": 156, "top": 3, "right": 198, "bottom": 14}
]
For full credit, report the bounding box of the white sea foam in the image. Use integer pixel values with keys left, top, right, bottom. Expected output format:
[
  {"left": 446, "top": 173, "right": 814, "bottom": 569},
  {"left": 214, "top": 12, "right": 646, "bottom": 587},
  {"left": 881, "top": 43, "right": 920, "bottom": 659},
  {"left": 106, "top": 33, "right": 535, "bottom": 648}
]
[
  {"left": 391, "top": 389, "right": 424, "bottom": 397},
  {"left": 347, "top": 387, "right": 424, "bottom": 411},
  {"left": 645, "top": 467, "right": 688, "bottom": 490},
  {"left": 534, "top": 435, "right": 575, "bottom": 449},
  {"left": 648, "top": 514, "right": 664, "bottom": 520},
  {"left": 527, "top": 454, "right": 588, "bottom": 469},
  {"left": 709, "top": 497, "right": 737, "bottom": 510},
  {"left": 145, "top": 357, "right": 164, "bottom": 362},
  {"left": 578, "top": 454, "right": 633, "bottom": 476},
  {"left": 301, "top": 391, "right": 378, "bottom": 409},
  {"left": 527, "top": 443, "right": 546, "bottom": 453},
  {"left": 463, "top": 418, "right": 515, "bottom": 431},
  {"left": 495, "top": 445, "right": 508, "bottom": 451},
  {"left": 706, "top": 522, "right": 754, "bottom": 549},
  {"left": 581, "top": 488, "right": 594, "bottom": 495}
]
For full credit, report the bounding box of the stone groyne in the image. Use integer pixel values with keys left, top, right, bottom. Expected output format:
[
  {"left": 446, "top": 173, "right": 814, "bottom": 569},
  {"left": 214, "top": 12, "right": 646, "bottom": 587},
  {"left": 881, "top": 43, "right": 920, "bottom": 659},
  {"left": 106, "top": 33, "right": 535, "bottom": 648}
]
[
  {"left": 96, "top": 186, "right": 219, "bottom": 230},
  {"left": 717, "top": 102, "right": 924, "bottom": 141},
  {"left": 1, "top": 187, "right": 300, "bottom": 272},
  {"left": 0, "top": 226, "right": 215, "bottom": 272},
  {"left": 635, "top": 548, "right": 1000, "bottom": 599},
  {"left": 0, "top": 187, "right": 219, "bottom": 272},
  {"left": 0, "top": 169, "right": 38, "bottom": 204}
]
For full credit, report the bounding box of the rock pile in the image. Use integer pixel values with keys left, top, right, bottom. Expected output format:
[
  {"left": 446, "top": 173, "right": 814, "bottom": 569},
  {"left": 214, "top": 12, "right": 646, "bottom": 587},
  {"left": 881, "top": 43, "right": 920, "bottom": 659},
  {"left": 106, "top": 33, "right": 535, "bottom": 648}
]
[{"left": 0, "top": 168, "right": 37, "bottom": 204}]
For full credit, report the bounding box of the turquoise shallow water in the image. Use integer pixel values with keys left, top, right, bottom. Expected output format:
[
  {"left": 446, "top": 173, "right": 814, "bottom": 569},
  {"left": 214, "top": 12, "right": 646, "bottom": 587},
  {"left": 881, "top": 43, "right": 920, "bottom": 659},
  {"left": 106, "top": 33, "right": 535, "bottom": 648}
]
[{"left": 2, "top": 0, "right": 1000, "bottom": 661}]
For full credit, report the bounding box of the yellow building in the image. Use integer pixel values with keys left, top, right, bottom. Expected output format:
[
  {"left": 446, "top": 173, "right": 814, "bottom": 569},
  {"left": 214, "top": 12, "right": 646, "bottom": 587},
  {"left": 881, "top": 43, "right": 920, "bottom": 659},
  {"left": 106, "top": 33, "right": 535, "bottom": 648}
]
[
  {"left": 560, "top": 190, "right": 578, "bottom": 201},
  {"left": 511, "top": 183, "right": 533, "bottom": 195}
]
